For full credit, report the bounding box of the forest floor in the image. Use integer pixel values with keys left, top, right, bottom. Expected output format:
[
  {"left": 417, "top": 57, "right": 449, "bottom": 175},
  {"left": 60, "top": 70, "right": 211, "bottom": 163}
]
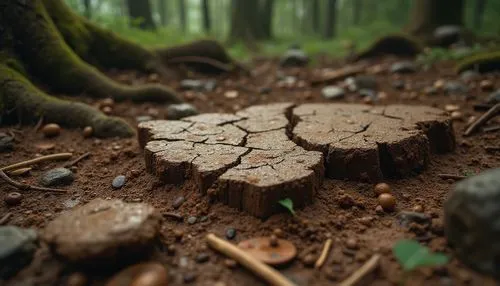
[{"left": 1, "top": 55, "right": 499, "bottom": 286}]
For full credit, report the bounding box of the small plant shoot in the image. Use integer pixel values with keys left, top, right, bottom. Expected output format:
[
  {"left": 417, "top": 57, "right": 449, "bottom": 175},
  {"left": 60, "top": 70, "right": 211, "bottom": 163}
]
[
  {"left": 393, "top": 239, "right": 449, "bottom": 272},
  {"left": 278, "top": 198, "right": 296, "bottom": 216}
]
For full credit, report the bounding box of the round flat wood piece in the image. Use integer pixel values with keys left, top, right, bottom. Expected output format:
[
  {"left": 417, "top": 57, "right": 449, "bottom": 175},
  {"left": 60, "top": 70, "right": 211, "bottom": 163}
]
[{"left": 237, "top": 237, "right": 297, "bottom": 266}]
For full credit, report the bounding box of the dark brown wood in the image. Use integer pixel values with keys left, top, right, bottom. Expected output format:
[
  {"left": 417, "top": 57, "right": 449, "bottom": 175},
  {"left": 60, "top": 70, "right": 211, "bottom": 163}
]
[{"left": 464, "top": 103, "right": 500, "bottom": 136}]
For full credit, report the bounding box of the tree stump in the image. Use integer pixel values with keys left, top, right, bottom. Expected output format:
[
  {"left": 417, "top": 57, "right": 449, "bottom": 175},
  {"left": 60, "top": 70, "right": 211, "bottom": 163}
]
[{"left": 139, "top": 103, "right": 455, "bottom": 218}]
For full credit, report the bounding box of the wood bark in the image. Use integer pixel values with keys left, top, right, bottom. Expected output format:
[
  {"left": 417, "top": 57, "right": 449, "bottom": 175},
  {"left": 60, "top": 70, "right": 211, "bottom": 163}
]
[
  {"left": 260, "top": 0, "right": 275, "bottom": 40},
  {"left": 126, "top": 0, "right": 156, "bottom": 30},
  {"left": 229, "top": 0, "right": 259, "bottom": 42},
  {"left": 473, "top": 0, "right": 487, "bottom": 29},
  {"left": 312, "top": 0, "right": 320, "bottom": 34},
  {"left": 407, "top": 0, "right": 465, "bottom": 41},
  {"left": 179, "top": 0, "right": 187, "bottom": 32},
  {"left": 323, "top": 0, "right": 337, "bottom": 39},
  {"left": 201, "top": 0, "right": 211, "bottom": 33},
  {"left": 158, "top": 0, "right": 168, "bottom": 26}
]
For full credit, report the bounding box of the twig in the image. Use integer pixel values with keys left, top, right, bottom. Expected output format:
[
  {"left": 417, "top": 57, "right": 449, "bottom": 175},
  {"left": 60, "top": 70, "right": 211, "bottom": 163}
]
[
  {"left": 339, "top": 254, "right": 381, "bottom": 286},
  {"left": 63, "top": 152, "right": 91, "bottom": 168},
  {"left": 485, "top": 146, "right": 500, "bottom": 152},
  {"left": 437, "top": 173, "right": 466, "bottom": 180},
  {"left": 206, "top": 233, "right": 296, "bottom": 286},
  {"left": 163, "top": 212, "right": 184, "bottom": 221},
  {"left": 464, "top": 103, "right": 500, "bottom": 136},
  {"left": 0, "top": 212, "right": 12, "bottom": 225},
  {"left": 0, "top": 170, "right": 67, "bottom": 194},
  {"left": 34, "top": 116, "right": 44, "bottom": 131},
  {"left": 167, "top": 56, "right": 234, "bottom": 73},
  {"left": 8, "top": 167, "right": 32, "bottom": 176},
  {"left": 315, "top": 238, "right": 333, "bottom": 269},
  {"left": 1, "top": 153, "right": 73, "bottom": 172},
  {"left": 483, "top": 125, "right": 500, "bottom": 133}
]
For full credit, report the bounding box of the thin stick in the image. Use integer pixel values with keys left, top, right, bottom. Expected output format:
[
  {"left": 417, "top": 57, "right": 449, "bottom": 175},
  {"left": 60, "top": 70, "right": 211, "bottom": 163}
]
[
  {"left": 0, "top": 212, "right": 12, "bottom": 225},
  {"left": 167, "top": 56, "right": 234, "bottom": 73},
  {"left": 1, "top": 153, "right": 73, "bottom": 172},
  {"left": 0, "top": 170, "right": 67, "bottom": 194},
  {"left": 464, "top": 103, "right": 500, "bottom": 136},
  {"left": 339, "top": 254, "right": 381, "bottom": 286},
  {"left": 163, "top": 212, "right": 183, "bottom": 221},
  {"left": 64, "top": 152, "right": 91, "bottom": 168},
  {"left": 8, "top": 167, "right": 32, "bottom": 176},
  {"left": 315, "top": 238, "right": 333, "bottom": 269},
  {"left": 206, "top": 233, "right": 296, "bottom": 286},
  {"left": 437, "top": 173, "right": 466, "bottom": 180}
]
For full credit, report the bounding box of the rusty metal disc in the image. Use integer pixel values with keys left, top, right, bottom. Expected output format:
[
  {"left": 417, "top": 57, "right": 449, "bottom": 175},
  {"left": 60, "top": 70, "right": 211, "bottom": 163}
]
[{"left": 238, "top": 236, "right": 297, "bottom": 266}]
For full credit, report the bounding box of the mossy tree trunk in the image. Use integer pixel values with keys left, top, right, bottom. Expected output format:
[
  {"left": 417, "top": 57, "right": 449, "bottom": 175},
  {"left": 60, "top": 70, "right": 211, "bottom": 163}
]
[
  {"left": 229, "top": 0, "right": 260, "bottom": 42},
  {"left": 126, "top": 0, "right": 156, "bottom": 30},
  {"left": 323, "top": 0, "right": 337, "bottom": 39},
  {"left": 259, "top": 0, "right": 275, "bottom": 40},
  {"left": 178, "top": 0, "right": 187, "bottom": 32},
  {"left": 0, "top": 0, "right": 235, "bottom": 138},
  {"left": 201, "top": 0, "right": 211, "bottom": 34},
  {"left": 407, "top": 0, "right": 465, "bottom": 43}
]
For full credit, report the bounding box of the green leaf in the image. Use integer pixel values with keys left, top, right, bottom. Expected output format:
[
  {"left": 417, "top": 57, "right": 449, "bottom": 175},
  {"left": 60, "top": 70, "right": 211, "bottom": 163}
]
[
  {"left": 393, "top": 239, "right": 449, "bottom": 272},
  {"left": 278, "top": 198, "right": 296, "bottom": 216}
]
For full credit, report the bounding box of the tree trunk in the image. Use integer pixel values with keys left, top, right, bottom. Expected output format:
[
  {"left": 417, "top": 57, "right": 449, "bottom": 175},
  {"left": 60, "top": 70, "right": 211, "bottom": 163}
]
[
  {"left": 407, "top": 0, "right": 465, "bottom": 42},
  {"left": 323, "top": 0, "right": 337, "bottom": 39},
  {"left": 126, "top": 0, "right": 156, "bottom": 30},
  {"left": 312, "top": 0, "right": 320, "bottom": 34},
  {"left": 158, "top": 0, "right": 168, "bottom": 26},
  {"left": 201, "top": 0, "right": 211, "bottom": 34},
  {"left": 229, "top": 0, "right": 259, "bottom": 42},
  {"left": 83, "top": 0, "right": 91, "bottom": 19},
  {"left": 260, "top": 0, "right": 275, "bottom": 40},
  {"left": 353, "top": 0, "right": 362, "bottom": 25},
  {"left": 473, "top": 0, "right": 486, "bottom": 30},
  {"left": 179, "top": 0, "right": 187, "bottom": 32}
]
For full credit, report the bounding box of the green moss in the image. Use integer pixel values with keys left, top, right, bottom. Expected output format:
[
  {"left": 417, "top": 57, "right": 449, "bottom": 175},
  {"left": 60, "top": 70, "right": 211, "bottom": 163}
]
[
  {"left": 355, "top": 34, "right": 423, "bottom": 60},
  {"left": 456, "top": 50, "right": 500, "bottom": 73}
]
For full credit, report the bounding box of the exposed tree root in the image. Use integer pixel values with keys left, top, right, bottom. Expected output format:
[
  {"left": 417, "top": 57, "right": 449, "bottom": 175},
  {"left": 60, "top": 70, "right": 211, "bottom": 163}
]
[
  {"left": 0, "top": 0, "right": 239, "bottom": 137},
  {"left": 354, "top": 34, "right": 423, "bottom": 61},
  {"left": 456, "top": 51, "right": 500, "bottom": 73}
]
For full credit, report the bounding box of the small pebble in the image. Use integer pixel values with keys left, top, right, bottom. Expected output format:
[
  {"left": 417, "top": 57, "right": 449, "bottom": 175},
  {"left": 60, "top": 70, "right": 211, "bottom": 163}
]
[
  {"left": 374, "top": 183, "right": 391, "bottom": 196},
  {"left": 172, "top": 196, "right": 185, "bottom": 209},
  {"left": 183, "top": 273, "right": 197, "bottom": 284},
  {"left": 346, "top": 238, "right": 359, "bottom": 249},
  {"left": 450, "top": 111, "right": 462, "bottom": 120},
  {"left": 375, "top": 205, "right": 384, "bottom": 215},
  {"left": 273, "top": 228, "right": 283, "bottom": 238},
  {"left": 224, "top": 90, "right": 239, "bottom": 99},
  {"left": 225, "top": 228, "right": 236, "bottom": 240},
  {"left": 378, "top": 193, "right": 396, "bottom": 211},
  {"left": 302, "top": 254, "right": 316, "bottom": 267},
  {"left": 112, "top": 175, "right": 126, "bottom": 189},
  {"left": 412, "top": 205, "right": 424, "bottom": 213},
  {"left": 100, "top": 98, "right": 114, "bottom": 108},
  {"left": 480, "top": 80, "right": 494, "bottom": 91},
  {"left": 173, "top": 229, "right": 184, "bottom": 241},
  {"left": 40, "top": 168, "right": 74, "bottom": 187},
  {"left": 66, "top": 272, "right": 87, "bottom": 286},
  {"left": 444, "top": 104, "right": 460, "bottom": 112},
  {"left": 195, "top": 252, "right": 210, "bottom": 263},
  {"left": 187, "top": 216, "right": 197, "bottom": 225},
  {"left": 41, "top": 123, "right": 61, "bottom": 138},
  {"left": 4, "top": 192, "right": 22, "bottom": 206},
  {"left": 224, "top": 259, "right": 237, "bottom": 268},
  {"left": 82, "top": 126, "right": 93, "bottom": 138},
  {"left": 102, "top": 106, "right": 113, "bottom": 115},
  {"left": 269, "top": 234, "right": 279, "bottom": 247}
]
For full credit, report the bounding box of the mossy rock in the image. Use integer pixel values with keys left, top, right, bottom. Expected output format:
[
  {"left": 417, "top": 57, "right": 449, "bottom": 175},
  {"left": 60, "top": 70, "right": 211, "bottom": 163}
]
[
  {"left": 355, "top": 34, "right": 423, "bottom": 61},
  {"left": 456, "top": 51, "right": 500, "bottom": 73}
]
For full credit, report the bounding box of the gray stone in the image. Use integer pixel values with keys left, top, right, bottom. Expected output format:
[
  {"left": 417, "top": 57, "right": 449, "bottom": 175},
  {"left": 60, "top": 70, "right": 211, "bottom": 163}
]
[
  {"left": 444, "top": 168, "right": 500, "bottom": 278},
  {"left": 225, "top": 228, "right": 236, "bottom": 240},
  {"left": 0, "top": 133, "right": 14, "bottom": 153},
  {"left": 166, "top": 103, "right": 198, "bottom": 120},
  {"left": 39, "top": 168, "right": 74, "bottom": 187},
  {"left": 41, "top": 198, "right": 161, "bottom": 263},
  {"left": 423, "top": 86, "right": 438, "bottom": 95},
  {"left": 204, "top": 79, "right": 217, "bottom": 92},
  {"left": 433, "top": 25, "right": 462, "bottom": 46},
  {"left": 280, "top": 49, "right": 309, "bottom": 68},
  {"left": 0, "top": 226, "right": 37, "bottom": 279},
  {"left": 486, "top": 90, "right": 500, "bottom": 104},
  {"left": 321, "top": 86, "right": 345, "bottom": 100},
  {"left": 187, "top": 216, "right": 197, "bottom": 225},
  {"left": 460, "top": 70, "right": 480, "bottom": 82},
  {"left": 172, "top": 196, "right": 185, "bottom": 209},
  {"left": 390, "top": 61, "right": 417, "bottom": 74},
  {"left": 397, "top": 211, "right": 431, "bottom": 228},
  {"left": 358, "top": 89, "right": 376, "bottom": 99},
  {"left": 444, "top": 81, "right": 468, "bottom": 95},
  {"left": 180, "top": 79, "right": 204, "bottom": 91},
  {"left": 112, "top": 175, "right": 126, "bottom": 189},
  {"left": 346, "top": 75, "right": 378, "bottom": 92},
  {"left": 136, "top": 115, "right": 153, "bottom": 123}
]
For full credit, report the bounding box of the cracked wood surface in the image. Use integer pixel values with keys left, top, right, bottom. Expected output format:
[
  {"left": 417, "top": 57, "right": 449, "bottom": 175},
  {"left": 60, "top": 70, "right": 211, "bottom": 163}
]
[{"left": 139, "top": 103, "right": 455, "bottom": 217}]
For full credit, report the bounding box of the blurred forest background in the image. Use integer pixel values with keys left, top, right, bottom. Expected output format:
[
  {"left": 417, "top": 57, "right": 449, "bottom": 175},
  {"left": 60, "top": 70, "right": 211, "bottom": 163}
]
[{"left": 58, "top": 0, "right": 500, "bottom": 59}]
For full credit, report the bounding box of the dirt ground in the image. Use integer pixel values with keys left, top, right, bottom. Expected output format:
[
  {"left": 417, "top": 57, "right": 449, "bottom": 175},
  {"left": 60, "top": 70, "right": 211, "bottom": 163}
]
[{"left": 1, "top": 56, "right": 499, "bottom": 286}]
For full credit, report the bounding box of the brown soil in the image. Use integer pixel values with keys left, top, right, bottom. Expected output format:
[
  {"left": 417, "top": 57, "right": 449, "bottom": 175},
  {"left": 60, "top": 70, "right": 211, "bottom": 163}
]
[{"left": 1, "top": 57, "right": 499, "bottom": 286}]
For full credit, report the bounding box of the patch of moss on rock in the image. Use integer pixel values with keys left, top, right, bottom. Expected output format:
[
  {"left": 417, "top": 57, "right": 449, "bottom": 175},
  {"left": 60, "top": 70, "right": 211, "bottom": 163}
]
[{"left": 456, "top": 51, "right": 500, "bottom": 73}]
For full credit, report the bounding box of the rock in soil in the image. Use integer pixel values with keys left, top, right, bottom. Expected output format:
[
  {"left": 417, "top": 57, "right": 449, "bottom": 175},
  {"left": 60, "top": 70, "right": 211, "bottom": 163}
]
[
  {"left": 486, "top": 90, "right": 500, "bottom": 104},
  {"left": 0, "top": 226, "right": 38, "bottom": 279},
  {"left": 444, "top": 168, "right": 500, "bottom": 278},
  {"left": 41, "top": 198, "right": 161, "bottom": 263},
  {"left": 433, "top": 25, "right": 462, "bottom": 46},
  {"left": 322, "top": 86, "right": 345, "bottom": 100},
  {"left": 390, "top": 61, "right": 417, "bottom": 74},
  {"left": 444, "top": 81, "right": 468, "bottom": 95},
  {"left": 105, "top": 263, "right": 168, "bottom": 286},
  {"left": 280, "top": 48, "right": 309, "bottom": 68},
  {"left": 39, "top": 168, "right": 75, "bottom": 187},
  {"left": 0, "top": 133, "right": 14, "bottom": 152},
  {"left": 112, "top": 175, "right": 126, "bottom": 189},
  {"left": 4, "top": 192, "right": 23, "bottom": 206},
  {"left": 41, "top": 123, "right": 61, "bottom": 138},
  {"left": 460, "top": 70, "right": 480, "bottom": 83},
  {"left": 397, "top": 211, "right": 430, "bottom": 227},
  {"left": 165, "top": 103, "right": 198, "bottom": 120}
]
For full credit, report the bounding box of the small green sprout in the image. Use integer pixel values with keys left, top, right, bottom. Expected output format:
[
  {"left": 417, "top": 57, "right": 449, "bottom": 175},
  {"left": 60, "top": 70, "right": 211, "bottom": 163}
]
[
  {"left": 393, "top": 239, "right": 449, "bottom": 272},
  {"left": 278, "top": 198, "right": 296, "bottom": 216}
]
